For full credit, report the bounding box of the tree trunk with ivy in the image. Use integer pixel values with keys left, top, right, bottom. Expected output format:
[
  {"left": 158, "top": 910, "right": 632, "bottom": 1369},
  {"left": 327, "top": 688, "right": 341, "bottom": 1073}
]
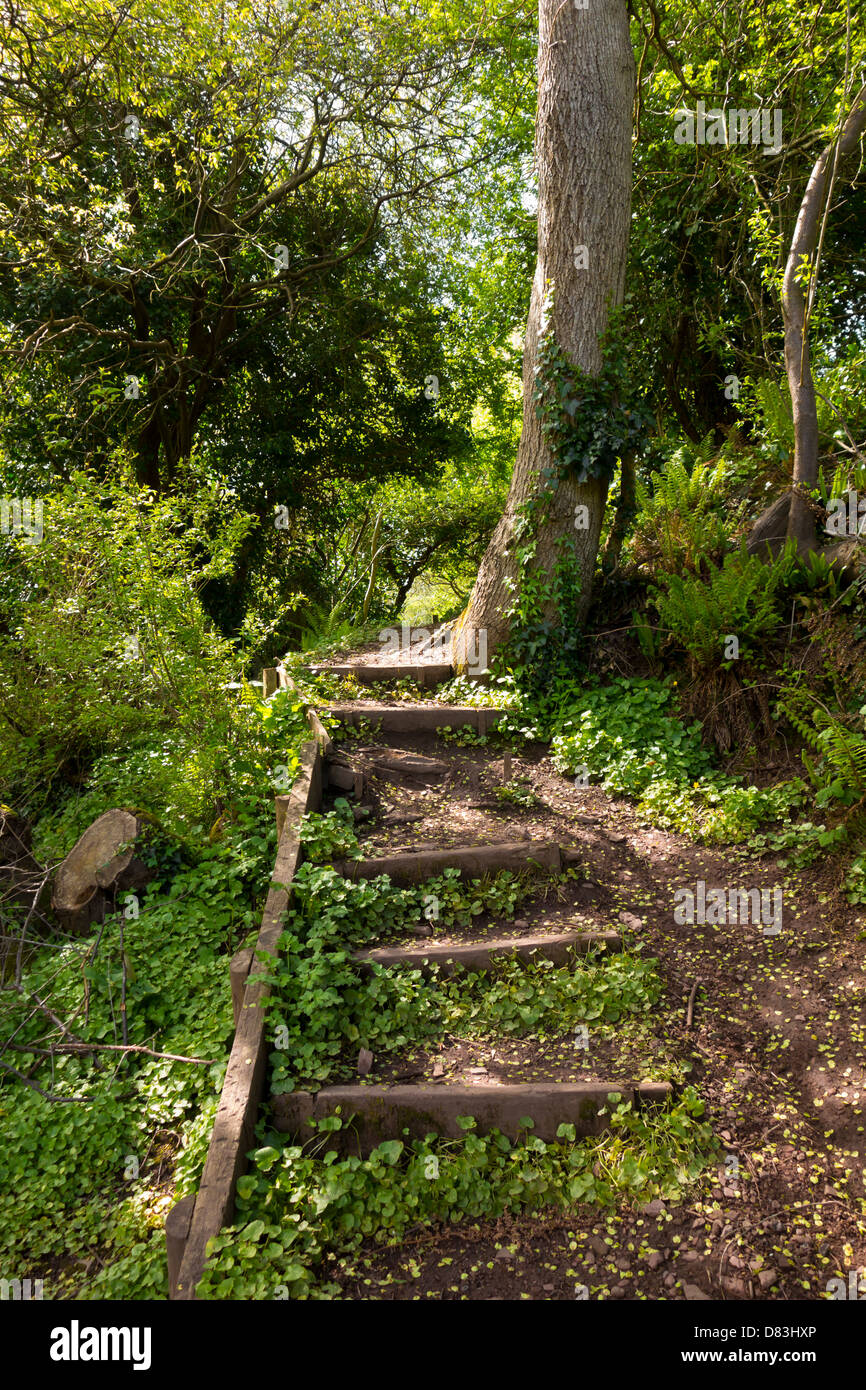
[{"left": 454, "top": 0, "right": 634, "bottom": 668}]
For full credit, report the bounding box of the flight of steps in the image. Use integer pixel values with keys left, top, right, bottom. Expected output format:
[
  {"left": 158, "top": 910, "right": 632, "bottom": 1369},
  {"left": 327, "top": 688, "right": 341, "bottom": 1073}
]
[{"left": 269, "top": 660, "right": 671, "bottom": 1156}]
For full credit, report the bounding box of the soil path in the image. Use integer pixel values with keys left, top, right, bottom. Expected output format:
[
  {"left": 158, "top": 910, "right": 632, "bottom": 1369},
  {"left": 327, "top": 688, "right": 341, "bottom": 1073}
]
[{"left": 311, "top": 677, "right": 866, "bottom": 1301}]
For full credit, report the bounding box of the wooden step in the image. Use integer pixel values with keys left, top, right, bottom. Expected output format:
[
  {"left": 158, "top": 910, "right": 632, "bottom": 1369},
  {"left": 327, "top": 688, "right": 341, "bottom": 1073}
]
[
  {"left": 326, "top": 704, "right": 502, "bottom": 735},
  {"left": 366, "top": 749, "right": 450, "bottom": 783},
  {"left": 311, "top": 662, "right": 452, "bottom": 688},
  {"left": 271, "top": 1081, "right": 673, "bottom": 1153},
  {"left": 353, "top": 929, "right": 622, "bottom": 976},
  {"left": 333, "top": 838, "right": 563, "bottom": 884}
]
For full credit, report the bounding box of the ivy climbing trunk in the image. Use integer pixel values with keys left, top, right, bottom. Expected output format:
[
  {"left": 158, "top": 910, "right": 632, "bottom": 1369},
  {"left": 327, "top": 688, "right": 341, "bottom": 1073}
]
[{"left": 454, "top": 0, "right": 634, "bottom": 667}]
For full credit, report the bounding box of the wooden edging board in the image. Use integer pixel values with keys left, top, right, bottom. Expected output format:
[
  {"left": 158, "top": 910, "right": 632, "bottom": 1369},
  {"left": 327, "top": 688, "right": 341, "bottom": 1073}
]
[
  {"left": 169, "top": 730, "right": 323, "bottom": 1300},
  {"left": 275, "top": 664, "right": 333, "bottom": 755}
]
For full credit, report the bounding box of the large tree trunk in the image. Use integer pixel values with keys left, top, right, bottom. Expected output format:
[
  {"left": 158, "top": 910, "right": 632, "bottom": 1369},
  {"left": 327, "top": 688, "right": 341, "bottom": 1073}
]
[
  {"left": 784, "top": 83, "right": 866, "bottom": 553},
  {"left": 454, "top": 0, "right": 634, "bottom": 666}
]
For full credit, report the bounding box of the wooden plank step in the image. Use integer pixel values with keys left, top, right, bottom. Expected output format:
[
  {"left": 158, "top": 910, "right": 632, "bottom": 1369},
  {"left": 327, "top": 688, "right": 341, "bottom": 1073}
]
[
  {"left": 353, "top": 930, "right": 622, "bottom": 976},
  {"left": 271, "top": 1081, "right": 673, "bottom": 1152},
  {"left": 326, "top": 704, "right": 502, "bottom": 735},
  {"left": 333, "top": 839, "right": 562, "bottom": 884},
  {"left": 367, "top": 749, "right": 449, "bottom": 782},
  {"left": 311, "top": 662, "right": 452, "bottom": 688}
]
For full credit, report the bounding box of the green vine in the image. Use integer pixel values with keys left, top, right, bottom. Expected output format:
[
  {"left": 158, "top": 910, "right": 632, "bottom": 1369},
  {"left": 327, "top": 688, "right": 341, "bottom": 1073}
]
[
  {"left": 504, "top": 291, "right": 653, "bottom": 684},
  {"left": 532, "top": 293, "right": 652, "bottom": 489}
]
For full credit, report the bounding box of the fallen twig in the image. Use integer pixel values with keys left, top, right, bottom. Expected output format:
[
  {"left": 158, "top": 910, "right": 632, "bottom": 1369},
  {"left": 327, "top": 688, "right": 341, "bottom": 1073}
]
[
  {"left": 686, "top": 977, "right": 703, "bottom": 1030},
  {"left": 0, "top": 1058, "right": 94, "bottom": 1102},
  {"left": 6, "top": 982, "right": 85, "bottom": 1044},
  {"left": 14, "top": 865, "right": 53, "bottom": 986},
  {"left": 4, "top": 1041, "right": 217, "bottom": 1065}
]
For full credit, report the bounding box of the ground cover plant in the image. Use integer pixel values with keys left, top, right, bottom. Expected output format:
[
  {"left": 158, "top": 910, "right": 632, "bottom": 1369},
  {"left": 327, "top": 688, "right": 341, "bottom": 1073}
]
[{"left": 1, "top": 0, "right": 866, "bottom": 1333}]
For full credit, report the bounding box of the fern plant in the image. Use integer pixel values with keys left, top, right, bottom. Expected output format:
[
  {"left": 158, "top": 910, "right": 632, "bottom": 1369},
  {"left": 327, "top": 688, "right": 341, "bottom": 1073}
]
[
  {"left": 776, "top": 688, "right": 866, "bottom": 832},
  {"left": 631, "top": 444, "right": 738, "bottom": 575},
  {"left": 649, "top": 550, "right": 783, "bottom": 670}
]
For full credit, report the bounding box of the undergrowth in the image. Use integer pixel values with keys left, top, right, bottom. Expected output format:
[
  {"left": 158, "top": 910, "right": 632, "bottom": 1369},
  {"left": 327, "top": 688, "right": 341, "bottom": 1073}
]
[{"left": 194, "top": 1089, "right": 717, "bottom": 1300}]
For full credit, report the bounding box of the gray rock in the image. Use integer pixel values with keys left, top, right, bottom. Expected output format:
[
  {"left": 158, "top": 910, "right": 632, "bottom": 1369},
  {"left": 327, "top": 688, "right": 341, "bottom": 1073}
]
[
  {"left": 684, "top": 1283, "right": 711, "bottom": 1301},
  {"left": 746, "top": 492, "right": 791, "bottom": 559},
  {"left": 723, "top": 1277, "right": 746, "bottom": 1296},
  {"left": 618, "top": 912, "right": 643, "bottom": 931}
]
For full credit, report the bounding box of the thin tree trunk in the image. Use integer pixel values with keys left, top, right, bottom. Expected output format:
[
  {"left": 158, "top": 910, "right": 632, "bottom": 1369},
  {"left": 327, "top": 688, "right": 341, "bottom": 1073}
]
[
  {"left": 361, "top": 512, "right": 384, "bottom": 622},
  {"left": 454, "top": 0, "right": 634, "bottom": 666},
  {"left": 784, "top": 83, "right": 866, "bottom": 553},
  {"left": 602, "top": 448, "right": 637, "bottom": 574}
]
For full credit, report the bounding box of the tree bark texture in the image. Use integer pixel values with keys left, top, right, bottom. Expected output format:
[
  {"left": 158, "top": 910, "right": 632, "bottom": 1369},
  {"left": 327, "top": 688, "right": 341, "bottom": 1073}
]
[
  {"left": 784, "top": 83, "right": 866, "bottom": 553},
  {"left": 455, "top": 0, "right": 634, "bottom": 665}
]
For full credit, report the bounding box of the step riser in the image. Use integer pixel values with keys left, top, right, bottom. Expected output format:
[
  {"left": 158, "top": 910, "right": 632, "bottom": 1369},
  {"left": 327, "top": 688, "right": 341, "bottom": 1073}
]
[
  {"left": 324, "top": 762, "right": 365, "bottom": 797},
  {"left": 353, "top": 931, "right": 622, "bottom": 976},
  {"left": 270, "top": 1083, "right": 671, "bottom": 1153},
  {"left": 333, "top": 840, "right": 562, "bottom": 884},
  {"left": 327, "top": 705, "right": 502, "bottom": 735},
  {"left": 312, "top": 663, "right": 452, "bottom": 688}
]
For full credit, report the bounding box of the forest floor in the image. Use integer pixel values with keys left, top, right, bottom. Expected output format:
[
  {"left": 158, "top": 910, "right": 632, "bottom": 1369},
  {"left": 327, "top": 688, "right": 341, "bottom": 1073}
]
[{"left": 313, "top": 712, "right": 866, "bottom": 1301}]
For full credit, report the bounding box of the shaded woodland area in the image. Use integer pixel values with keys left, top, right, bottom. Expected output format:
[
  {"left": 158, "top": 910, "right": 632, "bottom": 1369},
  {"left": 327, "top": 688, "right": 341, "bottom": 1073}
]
[{"left": 1, "top": 0, "right": 866, "bottom": 1336}]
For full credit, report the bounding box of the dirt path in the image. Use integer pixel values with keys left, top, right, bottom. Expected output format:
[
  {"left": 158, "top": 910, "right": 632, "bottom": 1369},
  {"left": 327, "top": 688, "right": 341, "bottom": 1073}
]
[{"left": 312, "top": 685, "right": 866, "bottom": 1301}]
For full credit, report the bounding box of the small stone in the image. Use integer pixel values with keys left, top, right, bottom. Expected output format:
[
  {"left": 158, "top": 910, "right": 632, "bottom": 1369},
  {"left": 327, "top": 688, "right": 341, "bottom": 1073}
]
[
  {"left": 410, "top": 922, "right": 433, "bottom": 937},
  {"left": 542, "top": 1283, "right": 555, "bottom": 1292},
  {"left": 722, "top": 1276, "right": 746, "bottom": 1296},
  {"left": 618, "top": 912, "right": 643, "bottom": 931},
  {"left": 513, "top": 918, "right": 529, "bottom": 929},
  {"left": 357, "top": 1047, "right": 373, "bottom": 1076},
  {"left": 432, "top": 1060, "right": 445, "bottom": 1078},
  {"left": 663, "top": 1273, "right": 676, "bottom": 1288},
  {"left": 683, "top": 1283, "right": 710, "bottom": 1301},
  {"left": 609, "top": 1285, "right": 627, "bottom": 1299},
  {"left": 758, "top": 1269, "right": 778, "bottom": 1290},
  {"left": 647, "top": 1252, "right": 663, "bottom": 1270},
  {"left": 495, "top": 1247, "right": 513, "bottom": 1261},
  {"left": 468, "top": 1066, "right": 488, "bottom": 1075},
  {"left": 682, "top": 1251, "right": 701, "bottom": 1262},
  {"left": 643, "top": 1199, "right": 665, "bottom": 1217}
]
